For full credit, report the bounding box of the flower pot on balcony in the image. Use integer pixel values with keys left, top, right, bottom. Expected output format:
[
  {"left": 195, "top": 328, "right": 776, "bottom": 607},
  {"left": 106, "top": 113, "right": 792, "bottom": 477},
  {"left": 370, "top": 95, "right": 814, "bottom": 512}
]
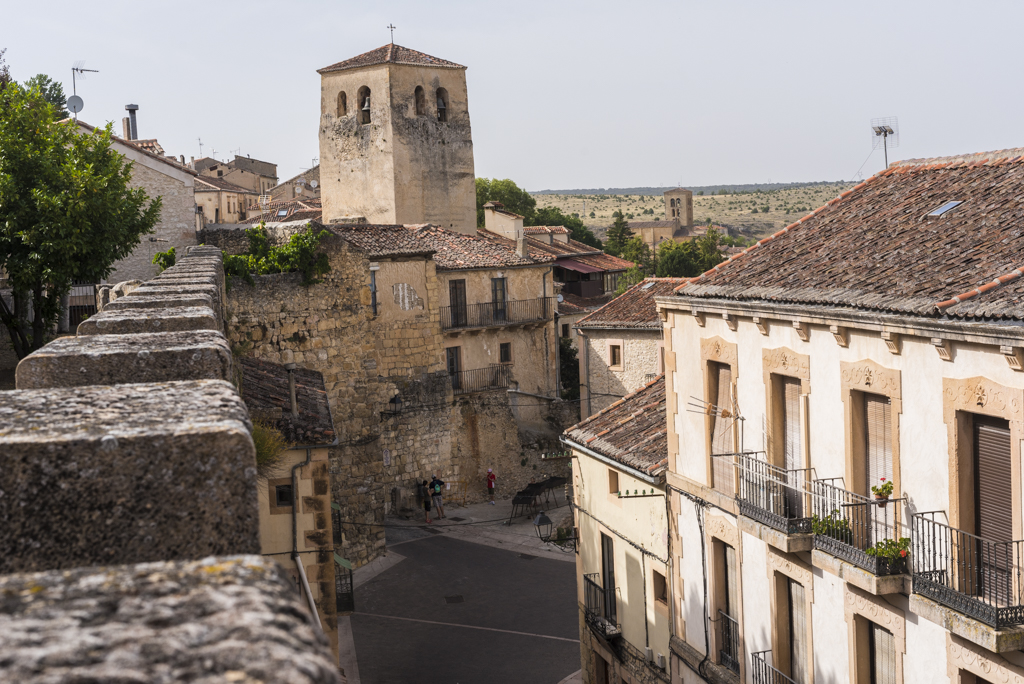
[{"left": 874, "top": 493, "right": 889, "bottom": 508}]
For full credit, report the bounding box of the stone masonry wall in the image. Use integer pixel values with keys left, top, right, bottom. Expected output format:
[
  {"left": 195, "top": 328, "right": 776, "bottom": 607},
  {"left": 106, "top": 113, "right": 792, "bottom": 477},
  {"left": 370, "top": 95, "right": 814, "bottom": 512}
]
[
  {"left": 583, "top": 329, "right": 662, "bottom": 416},
  {"left": 0, "top": 246, "right": 339, "bottom": 681}
]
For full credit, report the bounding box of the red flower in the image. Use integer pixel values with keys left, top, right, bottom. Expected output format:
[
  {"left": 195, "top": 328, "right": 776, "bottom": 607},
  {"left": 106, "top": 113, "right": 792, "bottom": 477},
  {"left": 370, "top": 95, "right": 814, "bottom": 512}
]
[
  {"left": 900, "top": 549, "right": 907, "bottom": 557},
  {"left": 880, "top": 478, "right": 886, "bottom": 482}
]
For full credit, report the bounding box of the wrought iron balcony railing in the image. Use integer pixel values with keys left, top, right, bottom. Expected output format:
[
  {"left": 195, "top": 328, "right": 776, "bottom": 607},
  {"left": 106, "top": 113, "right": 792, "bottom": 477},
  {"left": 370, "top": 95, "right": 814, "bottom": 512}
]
[
  {"left": 912, "top": 511, "right": 1024, "bottom": 629},
  {"left": 450, "top": 364, "right": 513, "bottom": 395},
  {"left": 583, "top": 572, "right": 621, "bottom": 638},
  {"left": 717, "top": 610, "right": 740, "bottom": 674},
  {"left": 810, "top": 478, "right": 907, "bottom": 577},
  {"left": 441, "top": 297, "right": 553, "bottom": 331},
  {"left": 752, "top": 651, "right": 797, "bottom": 684},
  {"left": 734, "top": 452, "right": 812, "bottom": 535}
]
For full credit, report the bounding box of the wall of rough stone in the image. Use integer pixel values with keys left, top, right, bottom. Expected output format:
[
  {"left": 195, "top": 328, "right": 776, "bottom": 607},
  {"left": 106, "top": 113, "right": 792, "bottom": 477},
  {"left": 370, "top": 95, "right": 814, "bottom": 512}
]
[
  {"left": 107, "top": 151, "right": 198, "bottom": 284},
  {"left": 581, "top": 329, "right": 662, "bottom": 416}
]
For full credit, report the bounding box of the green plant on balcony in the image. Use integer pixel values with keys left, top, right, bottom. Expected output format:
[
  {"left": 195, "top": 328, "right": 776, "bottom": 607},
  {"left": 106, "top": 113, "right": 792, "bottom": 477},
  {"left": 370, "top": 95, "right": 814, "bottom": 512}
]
[
  {"left": 811, "top": 509, "right": 852, "bottom": 544},
  {"left": 865, "top": 537, "right": 910, "bottom": 572},
  {"left": 871, "top": 477, "right": 894, "bottom": 498}
]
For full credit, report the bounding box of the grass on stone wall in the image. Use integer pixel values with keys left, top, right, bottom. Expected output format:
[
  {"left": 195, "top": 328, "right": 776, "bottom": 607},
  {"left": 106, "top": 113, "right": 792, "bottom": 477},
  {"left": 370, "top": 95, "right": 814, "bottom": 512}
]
[
  {"left": 252, "top": 420, "right": 289, "bottom": 479},
  {"left": 223, "top": 222, "right": 331, "bottom": 287}
]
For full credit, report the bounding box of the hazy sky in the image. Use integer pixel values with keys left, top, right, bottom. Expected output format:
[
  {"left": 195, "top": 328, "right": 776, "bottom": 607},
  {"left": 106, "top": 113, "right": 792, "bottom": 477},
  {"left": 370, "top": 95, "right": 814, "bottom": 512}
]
[{"left": 5, "top": 1, "right": 1023, "bottom": 191}]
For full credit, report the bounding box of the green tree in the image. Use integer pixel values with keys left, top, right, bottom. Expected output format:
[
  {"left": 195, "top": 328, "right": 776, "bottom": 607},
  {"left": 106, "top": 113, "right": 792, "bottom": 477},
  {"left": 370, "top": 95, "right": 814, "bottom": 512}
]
[
  {"left": 620, "top": 235, "right": 653, "bottom": 275},
  {"left": 533, "top": 205, "right": 601, "bottom": 248},
  {"left": 475, "top": 177, "right": 536, "bottom": 227},
  {"left": 603, "top": 209, "right": 633, "bottom": 256},
  {"left": 0, "top": 49, "right": 10, "bottom": 91},
  {"left": 655, "top": 229, "right": 725, "bottom": 278},
  {"left": 614, "top": 265, "right": 647, "bottom": 296},
  {"left": 23, "top": 74, "right": 68, "bottom": 119},
  {"left": 558, "top": 337, "right": 580, "bottom": 401},
  {"left": 0, "top": 84, "right": 162, "bottom": 358},
  {"left": 222, "top": 223, "right": 331, "bottom": 287}
]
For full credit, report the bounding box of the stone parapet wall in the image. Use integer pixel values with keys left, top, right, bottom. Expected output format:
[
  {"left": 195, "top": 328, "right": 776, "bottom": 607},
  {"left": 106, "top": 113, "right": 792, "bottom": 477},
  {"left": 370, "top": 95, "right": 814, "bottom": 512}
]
[{"left": 0, "top": 245, "right": 340, "bottom": 681}]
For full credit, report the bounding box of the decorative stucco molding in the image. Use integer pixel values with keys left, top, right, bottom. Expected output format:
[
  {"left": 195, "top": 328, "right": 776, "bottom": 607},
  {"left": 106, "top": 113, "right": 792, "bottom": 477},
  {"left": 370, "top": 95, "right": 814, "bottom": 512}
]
[
  {"left": 763, "top": 347, "right": 810, "bottom": 382},
  {"left": 840, "top": 359, "right": 902, "bottom": 402},
  {"left": 766, "top": 546, "right": 814, "bottom": 602},
  {"left": 753, "top": 316, "right": 769, "bottom": 336},
  {"left": 947, "top": 633, "right": 1024, "bottom": 683},
  {"left": 1000, "top": 345, "right": 1024, "bottom": 372},
  {"left": 701, "top": 336, "right": 737, "bottom": 367},
  {"left": 706, "top": 514, "right": 739, "bottom": 548},
  {"left": 792, "top": 320, "right": 809, "bottom": 342},
  {"left": 942, "top": 376, "right": 1024, "bottom": 423},
  {"left": 881, "top": 330, "right": 901, "bottom": 355},
  {"left": 844, "top": 584, "right": 906, "bottom": 684},
  {"left": 830, "top": 325, "right": 848, "bottom": 347}
]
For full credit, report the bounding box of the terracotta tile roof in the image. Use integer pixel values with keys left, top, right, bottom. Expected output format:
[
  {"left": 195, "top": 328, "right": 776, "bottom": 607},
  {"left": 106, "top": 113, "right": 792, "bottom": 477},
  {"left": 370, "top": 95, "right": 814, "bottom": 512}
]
[
  {"left": 578, "top": 278, "right": 688, "bottom": 329},
  {"left": 242, "top": 209, "right": 322, "bottom": 225},
  {"left": 570, "top": 253, "right": 634, "bottom": 272},
  {"left": 677, "top": 147, "right": 1024, "bottom": 320},
  {"left": 524, "top": 225, "right": 570, "bottom": 235},
  {"left": 331, "top": 224, "right": 552, "bottom": 269},
  {"left": 556, "top": 299, "right": 587, "bottom": 315},
  {"left": 239, "top": 357, "right": 336, "bottom": 446},
  {"left": 564, "top": 376, "right": 667, "bottom": 477},
  {"left": 247, "top": 197, "right": 322, "bottom": 212},
  {"left": 194, "top": 176, "right": 255, "bottom": 194},
  {"left": 132, "top": 139, "right": 165, "bottom": 156},
  {"left": 628, "top": 220, "right": 676, "bottom": 229},
  {"left": 318, "top": 43, "right": 465, "bottom": 74},
  {"left": 476, "top": 229, "right": 630, "bottom": 270}
]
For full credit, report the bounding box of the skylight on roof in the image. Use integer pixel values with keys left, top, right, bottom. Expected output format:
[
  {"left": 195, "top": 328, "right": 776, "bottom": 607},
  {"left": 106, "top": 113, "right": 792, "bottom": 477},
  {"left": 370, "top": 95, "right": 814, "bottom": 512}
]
[
  {"left": 927, "top": 200, "right": 963, "bottom": 218},
  {"left": 641, "top": 282, "right": 656, "bottom": 290},
  {"left": 276, "top": 209, "right": 289, "bottom": 217}
]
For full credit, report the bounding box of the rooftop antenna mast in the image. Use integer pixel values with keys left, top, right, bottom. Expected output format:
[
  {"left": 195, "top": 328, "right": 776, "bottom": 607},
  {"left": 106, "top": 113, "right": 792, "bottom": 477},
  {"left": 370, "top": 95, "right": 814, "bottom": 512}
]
[
  {"left": 68, "top": 61, "right": 98, "bottom": 121},
  {"left": 387, "top": 23, "right": 397, "bottom": 43},
  {"left": 871, "top": 116, "right": 899, "bottom": 169},
  {"left": 197, "top": 138, "right": 203, "bottom": 157}
]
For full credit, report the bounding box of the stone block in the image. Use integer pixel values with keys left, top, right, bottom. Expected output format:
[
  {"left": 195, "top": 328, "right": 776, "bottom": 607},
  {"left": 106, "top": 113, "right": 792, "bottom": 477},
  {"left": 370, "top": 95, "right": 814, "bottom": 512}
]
[
  {"left": 16, "top": 331, "right": 232, "bottom": 389},
  {"left": 105, "top": 293, "right": 215, "bottom": 312},
  {"left": 76, "top": 306, "right": 219, "bottom": 336},
  {"left": 151, "top": 274, "right": 218, "bottom": 286},
  {"left": 0, "top": 555, "right": 341, "bottom": 683},
  {"left": 0, "top": 380, "right": 259, "bottom": 573}
]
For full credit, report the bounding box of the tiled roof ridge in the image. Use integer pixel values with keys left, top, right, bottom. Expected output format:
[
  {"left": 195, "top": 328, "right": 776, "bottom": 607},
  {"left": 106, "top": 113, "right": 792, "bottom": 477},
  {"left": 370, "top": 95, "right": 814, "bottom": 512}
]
[
  {"left": 566, "top": 373, "right": 664, "bottom": 433},
  {"left": 936, "top": 268, "right": 1024, "bottom": 310},
  {"left": 675, "top": 174, "right": 879, "bottom": 294},
  {"left": 318, "top": 43, "right": 465, "bottom": 74},
  {"left": 889, "top": 147, "right": 1024, "bottom": 170},
  {"left": 577, "top": 278, "right": 686, "bottom": 327},
  {"left": 195, "top": 176, "right": 254, "bottom": 194}
]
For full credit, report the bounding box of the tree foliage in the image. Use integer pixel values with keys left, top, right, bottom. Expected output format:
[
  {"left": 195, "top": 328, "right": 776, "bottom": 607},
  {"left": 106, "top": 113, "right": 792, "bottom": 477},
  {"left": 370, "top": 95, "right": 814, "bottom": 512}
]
[
  {"left": 222, "top": 223, "right": 331, "bottom": 286},
  {"left": 0, "top": 83, "right": 162, "bottom": 358},
  {"left": 0, "top": 49, "right": 10, "bottom": 91},
  {"left": 23, "top": 74, "right": 67, "bottom": 119},
  {"left": 475, "top": 177, "right": 537, "bottom": 226},
  {"left": 614, "top": 266, "right": 648, "bottom": 297},
  {"left": 533, "top": 205, "right": 601, "bottom": 248},
  {"left": 603, "top": 209, "right": 634, "bottom": 256},
  {"left": 558, "top": 337, "right": 580, "bottom": 401},
  {"left": 152, "top": 246, "right": 175, "bottom": 272},
  {"left": 655, "top": 229, "right": 725, "bottom": 278},
  {"left": 620, "top": 236, "right": 653, "bottom": 275}
]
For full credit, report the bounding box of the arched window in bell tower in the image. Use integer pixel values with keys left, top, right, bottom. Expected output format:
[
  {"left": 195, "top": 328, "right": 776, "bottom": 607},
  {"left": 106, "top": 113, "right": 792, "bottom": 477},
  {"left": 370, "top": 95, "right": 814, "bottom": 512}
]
[
  {"left": 436, "top": 87, "right": 449, "bottom": 123},
  {"left": 357, "top": 86, "right": 371, "bottom": 125},
  {"left": 337, "top": 91, "right": 348, "bottom": 117},
  {"left": 415, "top": 86, "right": 426, "bottom": 116}
]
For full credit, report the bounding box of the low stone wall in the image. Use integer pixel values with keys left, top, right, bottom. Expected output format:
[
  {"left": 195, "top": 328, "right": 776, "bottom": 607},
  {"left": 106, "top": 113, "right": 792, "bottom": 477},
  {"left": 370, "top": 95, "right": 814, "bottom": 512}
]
[{"left": 0, "top": 246, "right": 339, "bottom": 681}]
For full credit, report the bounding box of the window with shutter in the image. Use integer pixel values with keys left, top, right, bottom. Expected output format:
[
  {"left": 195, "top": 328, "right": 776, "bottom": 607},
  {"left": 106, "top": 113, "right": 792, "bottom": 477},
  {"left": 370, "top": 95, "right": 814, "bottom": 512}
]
[
  {"left": 789, "top": 579, "right": 808, "bottom": 684},
  {"left": 864, "top": 394, "right": 893, "bottom": 495},
  {"left": 974, "top": 415, "right": 1013, "bottom": 605},
  {"left": 710, "top": 362, "right": 734, "bottom": 454},
  {"left": 724, "top": 544, "right": 738, "bottom": 619},
  {"left": 782, "top": 378, "right": 802, "bottom": 471},
  {"left": 869, "top": 623, "right": 896, "bottom": 684}
]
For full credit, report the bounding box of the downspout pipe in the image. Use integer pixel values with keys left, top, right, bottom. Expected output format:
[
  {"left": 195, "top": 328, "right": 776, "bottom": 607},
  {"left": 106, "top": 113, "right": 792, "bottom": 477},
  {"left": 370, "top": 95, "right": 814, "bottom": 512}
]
[{"left": 292, "top": 446, "right": 321, "bottom": 633}]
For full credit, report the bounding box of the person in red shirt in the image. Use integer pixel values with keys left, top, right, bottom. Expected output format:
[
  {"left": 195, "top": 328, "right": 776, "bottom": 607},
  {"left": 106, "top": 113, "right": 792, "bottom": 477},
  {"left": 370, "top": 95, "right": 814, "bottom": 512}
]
[{"left": 487, "top": 468, "right": 496, "bottom": 505}]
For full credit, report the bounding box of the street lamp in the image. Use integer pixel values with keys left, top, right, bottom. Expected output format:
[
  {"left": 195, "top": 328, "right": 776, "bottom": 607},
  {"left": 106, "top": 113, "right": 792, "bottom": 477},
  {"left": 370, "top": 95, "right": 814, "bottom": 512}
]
[{"left": 533, "top": 511, "right": 554, "bottom": 541}]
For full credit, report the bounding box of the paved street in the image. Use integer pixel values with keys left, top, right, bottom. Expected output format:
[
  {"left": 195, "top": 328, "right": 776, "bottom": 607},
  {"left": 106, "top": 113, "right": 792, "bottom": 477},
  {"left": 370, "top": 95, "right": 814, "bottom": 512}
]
[{"left": 346, "top": 501, "right": 580, "bottom": 684}]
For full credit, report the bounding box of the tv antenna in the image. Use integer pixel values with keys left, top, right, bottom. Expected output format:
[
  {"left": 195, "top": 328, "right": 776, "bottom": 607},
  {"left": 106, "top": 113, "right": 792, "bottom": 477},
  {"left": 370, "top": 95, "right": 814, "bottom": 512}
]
[
  {"left": 69, "top": 61, "right": 98, "bottom": 120},
  {"left": 871, "top": 116, "right": 899, "bottom": 169},
  {"left": 197, "top": 138, "right": 203, "bottom": 156},
  {"left": 387, "top": 23, "right": 397, "bottom": 42}
]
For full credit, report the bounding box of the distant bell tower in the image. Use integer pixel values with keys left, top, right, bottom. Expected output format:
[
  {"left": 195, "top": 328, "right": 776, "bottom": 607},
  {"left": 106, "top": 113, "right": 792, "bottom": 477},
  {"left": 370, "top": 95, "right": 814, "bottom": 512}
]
[{"left": 317, "top": 43, "right": 477, "bottom": 234}]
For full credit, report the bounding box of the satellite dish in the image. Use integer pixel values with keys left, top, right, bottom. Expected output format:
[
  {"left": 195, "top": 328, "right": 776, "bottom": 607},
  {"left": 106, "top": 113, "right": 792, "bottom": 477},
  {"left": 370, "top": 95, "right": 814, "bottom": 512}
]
[
  {"left": 67, "top": 95, "right": 84, "bottom": 114},
  {"left": 294, "top": 186, "right": 303, "bottom": 195},
  {"left": 309, "top": 180, "right": 318, "bottom": 189},
  {"left": 557, "top": 294, "right": 564, "bottom": 303}
]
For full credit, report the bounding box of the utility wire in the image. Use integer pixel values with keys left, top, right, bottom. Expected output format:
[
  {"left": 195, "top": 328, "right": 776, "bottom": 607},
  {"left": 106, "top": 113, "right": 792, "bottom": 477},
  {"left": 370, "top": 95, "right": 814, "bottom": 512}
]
[{"left": 850, "top": 147, "right": 876, "bottom": 182}]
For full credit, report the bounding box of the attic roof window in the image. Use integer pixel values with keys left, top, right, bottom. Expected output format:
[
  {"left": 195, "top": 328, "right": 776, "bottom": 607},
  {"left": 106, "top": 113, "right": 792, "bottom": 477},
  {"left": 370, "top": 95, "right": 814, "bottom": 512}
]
[
  {"left": 277, "top": 209, "right": 289, "bottom": 217},
  {"left": 927, "top": 200, "right": 963, "bottom": 218}
]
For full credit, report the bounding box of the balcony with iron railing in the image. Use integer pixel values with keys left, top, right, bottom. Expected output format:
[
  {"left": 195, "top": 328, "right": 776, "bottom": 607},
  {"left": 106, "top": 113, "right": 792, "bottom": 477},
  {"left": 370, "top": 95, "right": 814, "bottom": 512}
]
[
  {"left": 751, "top": 651, "right": 796, "bottom": 684},
  {"left": 811, "top": 478, "right": 908, "bottom": 579},
  {"left": 441, "top": 297, "right": 553, "bottom": 332},
  {"left": 717, "top": 610, "right": 740, "bottom": 674},
  {"left": 583, "top": 572, "right": 622, "bottom": 640},
  {"left": 912, "top": 511, "right": 1024, "bottom": 629},
  {"left": 734, "top": 452, "right": 813, "bottom": 536},
  {"left": 450, "top": 364, "right": 513, "bottom": 395}
]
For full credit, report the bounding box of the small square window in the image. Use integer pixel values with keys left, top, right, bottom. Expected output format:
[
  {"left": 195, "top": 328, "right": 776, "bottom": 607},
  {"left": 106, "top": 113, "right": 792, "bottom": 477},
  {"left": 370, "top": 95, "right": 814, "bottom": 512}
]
[
  {"left": 610, "top": 344, "right": 622, "bottom": 368},
  {"left": 275, "top": 484, "right": 293, "bottom": 507},
  {"left": 561, "top": 324, "right": 570, "bottom": 338},
  {"left": 499, "top": 342, "right": 512, "bottom": 364},
  {"left": 653, "top": 569, "right": 668, "bottom": 603},
  {"left": 608, "top": 469, "right": 619, "bottom": 494}
]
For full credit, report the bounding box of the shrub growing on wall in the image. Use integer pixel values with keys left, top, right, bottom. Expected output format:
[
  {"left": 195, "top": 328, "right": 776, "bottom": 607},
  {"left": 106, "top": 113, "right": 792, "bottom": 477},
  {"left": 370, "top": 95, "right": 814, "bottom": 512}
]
[{"left": 222, "top": 222, "right": 331, "bottom": 286}]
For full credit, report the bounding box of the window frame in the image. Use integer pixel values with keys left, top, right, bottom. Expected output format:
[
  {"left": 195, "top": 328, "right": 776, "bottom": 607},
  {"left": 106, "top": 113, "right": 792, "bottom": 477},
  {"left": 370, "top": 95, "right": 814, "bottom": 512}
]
[{"left": 499, "top": 342, "right": 512, "bottom": 364}]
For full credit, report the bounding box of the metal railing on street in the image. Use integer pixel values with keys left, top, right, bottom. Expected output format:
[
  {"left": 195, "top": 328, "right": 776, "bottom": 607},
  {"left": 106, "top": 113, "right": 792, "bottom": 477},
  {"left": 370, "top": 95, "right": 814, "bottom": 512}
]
[
  {"left": 752, "top": 651, "right": 797, "bottom": 684},
  {"left": 912, "top": 511, "right": 1024, "bottom": 628},
  {"left": 811, "top": 478, "right": 906, "bottom": 577},
  {"left": 450, "top": 364, "right": 513, "bottom": 395},
  {"left": 441, "top": 297, "right": 552, "bottom": 331},
  {"left": 734, "top": 452, "right": 812, "bottom": 535},
  {"left": 717, "top": 610, "right": 740, "bottom": 674}
]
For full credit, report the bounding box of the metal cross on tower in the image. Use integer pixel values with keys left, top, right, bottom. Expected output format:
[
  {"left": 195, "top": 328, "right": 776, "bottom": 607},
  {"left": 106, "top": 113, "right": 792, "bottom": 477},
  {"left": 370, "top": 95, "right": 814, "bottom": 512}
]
[{"left": 387, "top": 24, "right": 397, "bottom": 42}]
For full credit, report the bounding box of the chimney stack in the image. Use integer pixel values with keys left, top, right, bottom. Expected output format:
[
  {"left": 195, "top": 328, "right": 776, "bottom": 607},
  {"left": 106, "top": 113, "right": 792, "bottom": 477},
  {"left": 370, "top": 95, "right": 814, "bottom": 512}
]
[
  {"left": 516, "top": 234, "right": 529, "bottom": 259},
  {"left": 124, "top": 104, "right": 139, "bottom": 140},
  {"left": 122, "top": 118, "right": 131, "bottom": 140}
]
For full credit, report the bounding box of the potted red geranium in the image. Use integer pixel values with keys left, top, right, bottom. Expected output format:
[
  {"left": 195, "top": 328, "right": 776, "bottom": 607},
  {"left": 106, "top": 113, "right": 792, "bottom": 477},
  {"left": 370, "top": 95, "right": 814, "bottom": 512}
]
[{"left": 871, "top": 477, "right": 894, "bottom": 507}]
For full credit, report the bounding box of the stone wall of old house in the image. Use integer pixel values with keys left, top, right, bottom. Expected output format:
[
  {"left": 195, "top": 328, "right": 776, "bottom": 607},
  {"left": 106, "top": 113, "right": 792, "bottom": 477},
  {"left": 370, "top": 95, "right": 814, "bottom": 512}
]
[
  {"left": 108, "top": 155, "right": 198, "bottom": 284},
  {"left": 581, "top": 328, "right": 662, "bottom": 417}
]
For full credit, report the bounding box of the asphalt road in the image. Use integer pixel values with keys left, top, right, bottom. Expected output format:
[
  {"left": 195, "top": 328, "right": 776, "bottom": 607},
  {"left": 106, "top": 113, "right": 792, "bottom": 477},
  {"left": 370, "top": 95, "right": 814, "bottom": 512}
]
[{"left": 350, "top": 532, "right": 579, "bottom": 684}]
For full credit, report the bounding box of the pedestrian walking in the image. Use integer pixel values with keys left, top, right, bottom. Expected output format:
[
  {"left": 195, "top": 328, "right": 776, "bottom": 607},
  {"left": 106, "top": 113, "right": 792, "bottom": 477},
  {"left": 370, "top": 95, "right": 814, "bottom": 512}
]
[
  {"left": 486, "top": 468, "right": 496, "bottom": 504},
  {"left": 429, "top": 474, "right": 446, "bottom": 519},
  {"left": 420, "top": 480, "right": 432, "bottom": 523}
]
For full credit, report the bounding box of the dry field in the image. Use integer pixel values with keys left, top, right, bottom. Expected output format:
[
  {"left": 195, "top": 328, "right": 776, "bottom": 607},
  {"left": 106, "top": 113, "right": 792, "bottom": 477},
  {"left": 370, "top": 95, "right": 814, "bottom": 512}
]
[{"left": 533, "top": 182, "right": 855, "bottom": 242}]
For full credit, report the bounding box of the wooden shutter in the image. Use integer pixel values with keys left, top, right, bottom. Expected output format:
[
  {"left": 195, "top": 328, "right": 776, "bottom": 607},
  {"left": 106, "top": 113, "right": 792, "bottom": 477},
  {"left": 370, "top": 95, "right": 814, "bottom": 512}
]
[
  {"left": 601, "top": 534, "right": 616, "bottom": 624},
  {"left": 864, "top": 394, "right": 893, "bottom": 494},
  {"left": 789, "top": 580, "right": 807, "bottom": 684},
  {"left": 711, "top": 363, "right": 733, "bottom": 454},
  {"left": 975, "top": 417, "right": 1013, "bottom": 544},
  {"left": 782, "top": 377, "right": 802, "bottom": 471},
  {"left": 871, "top": 624, "right": 897, "bottom": 684},
  {"left": 724, "top": 544, "right": 738, "bottom": 619}
]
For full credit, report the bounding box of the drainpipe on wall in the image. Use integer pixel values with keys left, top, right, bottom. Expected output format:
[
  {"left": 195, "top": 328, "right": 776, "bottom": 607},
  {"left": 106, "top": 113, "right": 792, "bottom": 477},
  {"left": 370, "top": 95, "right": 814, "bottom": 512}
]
[
  {"left": 541, "top": 267, "right": 554, "bottom": 398},
  {"left": 577, "top": 328, "right": 592, "bottom": 418},
  {"left": 291, "top": 446, "right": 321, "bottom": 633}
]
